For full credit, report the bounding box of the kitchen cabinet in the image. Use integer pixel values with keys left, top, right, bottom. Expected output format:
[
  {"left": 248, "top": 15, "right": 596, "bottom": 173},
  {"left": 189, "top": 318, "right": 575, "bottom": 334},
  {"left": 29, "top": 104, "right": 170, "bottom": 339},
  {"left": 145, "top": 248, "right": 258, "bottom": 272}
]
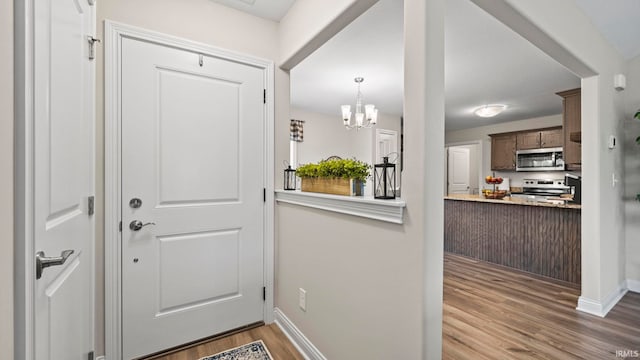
[
  {"left": 490, "top": 133, "right": 516, "bottom": 170},
  {"left": 540, "top": 128, "right": 563, "bottom": 148},
  {"left": 516, "top": 131, "right": 541, "bottom": 150},
  {"left": 516, "top": 127, "right": 563, "bottom": 150},
  {"left": 557, "top": 88, "right": 581, "bottom": 170}
]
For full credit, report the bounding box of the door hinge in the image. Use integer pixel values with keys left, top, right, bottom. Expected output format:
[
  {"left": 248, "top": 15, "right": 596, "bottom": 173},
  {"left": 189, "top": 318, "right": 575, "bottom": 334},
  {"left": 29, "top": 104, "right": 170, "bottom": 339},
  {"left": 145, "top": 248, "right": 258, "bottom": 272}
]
[
  {"left": 263, "top": 286, "right": 266, "bottom": 301},
  {"left": 263, "top": 188, "right": 266, "bottom": 203},
  {"left": 263, "top": 89, "right": 266, "bottom": 104},
  {"left": 88, "top": 196, "right": 95, "bottom": 216},
  {"left": 87, "top": 36, "right": 101, "bottom": 60},
  {"left": 119, "top": 221, "right": 122, "bottom": 232},
  {"left": 88, "top": 350, "right": 94, "bottom": 360}
]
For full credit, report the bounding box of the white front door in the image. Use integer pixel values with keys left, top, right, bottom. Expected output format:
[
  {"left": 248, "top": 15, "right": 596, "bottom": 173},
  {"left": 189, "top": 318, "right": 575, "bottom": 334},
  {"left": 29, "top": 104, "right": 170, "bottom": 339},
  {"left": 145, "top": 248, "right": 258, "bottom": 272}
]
[
  {"left": 447, "top": 147, "right": 471, "bottom": 194},
  {"left": 120, "top": 37, "right": 266, "bottom": 359},
  {"left": 34, "top": 0, "right": 95, "bottom": 359}
]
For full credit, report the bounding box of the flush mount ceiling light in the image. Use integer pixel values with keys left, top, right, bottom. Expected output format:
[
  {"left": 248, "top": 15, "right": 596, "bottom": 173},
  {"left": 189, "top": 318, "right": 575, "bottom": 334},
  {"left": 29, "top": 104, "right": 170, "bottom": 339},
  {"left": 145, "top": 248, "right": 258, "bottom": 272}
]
[
  {"left": 341, "top": 77, "right": 378, "bottom": 130},
  {"left": 474, "top": 104, "right": 507, "bottom": 118}
]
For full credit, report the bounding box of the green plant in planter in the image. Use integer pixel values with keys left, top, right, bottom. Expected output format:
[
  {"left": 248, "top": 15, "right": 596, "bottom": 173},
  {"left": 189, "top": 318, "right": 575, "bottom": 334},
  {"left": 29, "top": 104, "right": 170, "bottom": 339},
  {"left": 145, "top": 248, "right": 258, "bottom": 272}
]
[{"left": 296, "top": 158, "right": 371, "bottom": 181}]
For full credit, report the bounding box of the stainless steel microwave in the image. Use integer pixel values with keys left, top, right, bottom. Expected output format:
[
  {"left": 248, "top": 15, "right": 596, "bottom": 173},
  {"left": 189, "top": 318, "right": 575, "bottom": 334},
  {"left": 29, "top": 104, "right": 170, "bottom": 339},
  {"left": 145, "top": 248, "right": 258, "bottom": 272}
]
[{"left": 516, "top": 147, "right": 564, "bottom": 171}]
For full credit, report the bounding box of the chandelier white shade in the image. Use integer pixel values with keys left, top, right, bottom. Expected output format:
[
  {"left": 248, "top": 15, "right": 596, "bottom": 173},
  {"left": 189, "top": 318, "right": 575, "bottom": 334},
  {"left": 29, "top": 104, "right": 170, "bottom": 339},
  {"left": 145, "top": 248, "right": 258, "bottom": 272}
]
[
  {"left": 342, "top": 77, "right": 378, "bottom": 130},
  {"left": 474, "top": 104, "right": 507, "bottom": 117}
]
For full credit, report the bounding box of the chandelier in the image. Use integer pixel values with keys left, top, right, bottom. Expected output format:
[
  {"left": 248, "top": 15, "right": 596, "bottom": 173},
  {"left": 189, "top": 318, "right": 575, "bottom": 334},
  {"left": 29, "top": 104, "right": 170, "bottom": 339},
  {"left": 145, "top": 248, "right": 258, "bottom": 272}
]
[{"left": 341, "top": 77, "right": 378, "bottom": 130}]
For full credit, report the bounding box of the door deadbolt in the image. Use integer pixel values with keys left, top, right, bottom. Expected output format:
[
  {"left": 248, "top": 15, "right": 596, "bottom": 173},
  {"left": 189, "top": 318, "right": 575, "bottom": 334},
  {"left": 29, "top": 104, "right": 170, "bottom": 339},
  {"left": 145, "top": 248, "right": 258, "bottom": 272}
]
[
  {"left": 129, "top": 198, "right": 142, "bottom": 209},
  {"left": 129, "top": 220, "right": 156, "bottom": 231}
]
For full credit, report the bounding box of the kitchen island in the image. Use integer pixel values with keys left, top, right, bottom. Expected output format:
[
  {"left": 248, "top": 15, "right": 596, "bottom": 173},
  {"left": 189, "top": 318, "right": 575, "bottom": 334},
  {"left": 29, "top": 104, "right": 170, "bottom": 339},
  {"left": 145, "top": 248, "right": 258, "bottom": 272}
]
[{"left": 444, "top": 194, "right": 581, "bottom": 284}]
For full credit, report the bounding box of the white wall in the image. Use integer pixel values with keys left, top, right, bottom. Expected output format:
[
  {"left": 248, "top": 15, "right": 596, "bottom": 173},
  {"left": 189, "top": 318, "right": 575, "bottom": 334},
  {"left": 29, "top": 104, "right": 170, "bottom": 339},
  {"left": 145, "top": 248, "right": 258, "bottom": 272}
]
[
  {"left": 291, "top": 107, "right": 401, "bottom": 195},
  {"left": 445, "top": 114, "right": 571, "bottom": 187},
  {"left": 446, "top": 114, "right": 563, "bottom": 143},
  {"left": 96, "top": 1, "right": 283, "bottom": 355},
  {"left": 474, "top": 0, "right": 628, "bottom": 315},
  {"left": 279, "top": 0, "right": 378, "bottom": 69},
  {"left": 275, "top": 0, "right": 437, "bottom": 357},
  {"left": 624, "top": 54, "right": 640, "bottom": 288},
  {"left": 291, "top": 108, "right": 356, "bottom": 165},
  {"left": 1, "top": 0, "right": 13, "bottom": 358}
]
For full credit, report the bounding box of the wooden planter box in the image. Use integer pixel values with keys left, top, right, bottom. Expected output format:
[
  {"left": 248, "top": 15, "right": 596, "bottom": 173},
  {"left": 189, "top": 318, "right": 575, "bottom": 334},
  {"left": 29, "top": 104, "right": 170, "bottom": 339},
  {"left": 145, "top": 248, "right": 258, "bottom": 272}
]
[{"left": 300, "top": 177, "right": 364, "bottom": 196}]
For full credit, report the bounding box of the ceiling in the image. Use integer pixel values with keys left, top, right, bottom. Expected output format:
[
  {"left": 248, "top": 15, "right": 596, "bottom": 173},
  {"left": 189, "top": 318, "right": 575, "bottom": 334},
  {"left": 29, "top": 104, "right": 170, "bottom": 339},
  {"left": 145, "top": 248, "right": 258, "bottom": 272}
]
[
  {"left": 291, "top": 0, "right": 582, "bottom": 131},
  {"left": 208, "top": 0, "right": 295, "bottom": 22},
  {"left": 212, "top": 0, "right": 640, "bottom": 131},
  {"left": 574, "top": 0, "right": 640, "bottom": 60}
]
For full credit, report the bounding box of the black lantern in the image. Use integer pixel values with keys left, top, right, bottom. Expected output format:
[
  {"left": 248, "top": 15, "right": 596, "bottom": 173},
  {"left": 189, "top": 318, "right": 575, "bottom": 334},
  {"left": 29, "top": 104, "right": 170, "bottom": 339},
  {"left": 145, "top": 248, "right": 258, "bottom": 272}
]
[
  {"left": 284, "top": 165, "right": 296, "bottom": 190},
  {"left": 374, "top": 157, "right": 396, "bottom": 199}
]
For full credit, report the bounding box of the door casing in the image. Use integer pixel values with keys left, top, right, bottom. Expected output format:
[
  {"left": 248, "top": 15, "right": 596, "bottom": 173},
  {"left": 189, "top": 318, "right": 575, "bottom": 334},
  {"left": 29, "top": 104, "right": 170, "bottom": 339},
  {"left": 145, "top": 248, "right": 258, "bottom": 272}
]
[{"left": 104, "top": 21, "right": 275, "bottom": 359}]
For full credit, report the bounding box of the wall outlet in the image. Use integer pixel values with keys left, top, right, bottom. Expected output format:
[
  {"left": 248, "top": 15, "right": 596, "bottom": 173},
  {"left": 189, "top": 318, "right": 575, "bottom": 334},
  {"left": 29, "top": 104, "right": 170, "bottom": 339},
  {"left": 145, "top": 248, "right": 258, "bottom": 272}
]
[{"left": 298, "top": 288, "right": 307, "bottom": 312}]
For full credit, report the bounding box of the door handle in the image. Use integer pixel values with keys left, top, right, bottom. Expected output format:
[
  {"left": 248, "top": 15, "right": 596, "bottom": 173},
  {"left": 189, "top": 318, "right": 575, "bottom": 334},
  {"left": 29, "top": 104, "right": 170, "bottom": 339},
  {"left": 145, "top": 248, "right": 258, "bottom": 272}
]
[
  {"left": 36, "top": 250, "right": 74, "bottom": 280},
  {"left": 129, "top": 220, "right": 156, "bottom": 231}
]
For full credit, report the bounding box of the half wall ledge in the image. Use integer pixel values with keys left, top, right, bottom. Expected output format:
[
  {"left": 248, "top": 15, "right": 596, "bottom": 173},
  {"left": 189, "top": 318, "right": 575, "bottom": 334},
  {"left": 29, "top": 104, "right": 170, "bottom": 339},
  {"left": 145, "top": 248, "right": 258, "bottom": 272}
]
[{"left": 275, "top": 190, "right": 406, "bottom": 224}]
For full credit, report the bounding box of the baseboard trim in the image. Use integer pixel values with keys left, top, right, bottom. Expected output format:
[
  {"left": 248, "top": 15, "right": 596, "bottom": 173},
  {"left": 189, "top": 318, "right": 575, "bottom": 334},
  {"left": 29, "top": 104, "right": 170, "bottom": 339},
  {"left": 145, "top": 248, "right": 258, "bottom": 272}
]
[
  {"left": 626, "top": 279, "right": 640, "bottom": 293},
  {"left": 576, "top": 282, "right": 628, "bottom": 317},
  {"left": 273, "top": 308, "right": 326, "bottom": 360}
]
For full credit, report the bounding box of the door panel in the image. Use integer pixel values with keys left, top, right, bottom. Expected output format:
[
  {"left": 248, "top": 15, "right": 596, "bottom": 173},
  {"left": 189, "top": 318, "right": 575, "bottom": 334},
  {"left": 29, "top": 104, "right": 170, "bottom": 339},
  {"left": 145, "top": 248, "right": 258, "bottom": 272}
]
[
  {"left": 34, "top": 0, "right": 95, "bottom": 359},
  {"left": 157, "top": 69, "right": 240, "bottom": 203},
  {"left": 157, "top": 230, "right": 241, "bottom": 313},
  {"left": 121, "top": 38, "right": 265, "bottom": 359}
]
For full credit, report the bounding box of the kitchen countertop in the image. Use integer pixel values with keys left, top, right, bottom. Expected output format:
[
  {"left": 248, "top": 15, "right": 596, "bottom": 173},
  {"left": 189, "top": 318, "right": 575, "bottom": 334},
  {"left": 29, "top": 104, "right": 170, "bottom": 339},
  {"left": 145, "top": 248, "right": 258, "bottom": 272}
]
[{"left": 445, "top": 194, "right": 581, "bottom": 209}]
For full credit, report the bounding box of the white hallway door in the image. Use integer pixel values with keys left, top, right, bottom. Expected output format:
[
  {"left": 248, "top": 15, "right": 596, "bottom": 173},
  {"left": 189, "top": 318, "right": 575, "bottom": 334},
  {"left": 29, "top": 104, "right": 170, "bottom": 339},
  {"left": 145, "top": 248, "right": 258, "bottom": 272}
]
[
  {"left": 121, "top": 38, "right": 266, "bottom": 359},
  {"left": 34, "top": 0, "right": 95, "bottom": 359},
  {"left": 447, "top": 147, "right": 471, "bottom": 194}
]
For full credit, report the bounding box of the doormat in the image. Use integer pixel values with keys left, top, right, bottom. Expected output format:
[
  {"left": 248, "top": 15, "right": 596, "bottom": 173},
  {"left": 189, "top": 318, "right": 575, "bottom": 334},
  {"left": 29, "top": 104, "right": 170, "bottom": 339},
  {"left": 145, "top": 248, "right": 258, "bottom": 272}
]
[{"left": 198, "top": 340, "right": 273, "bottom": 360}]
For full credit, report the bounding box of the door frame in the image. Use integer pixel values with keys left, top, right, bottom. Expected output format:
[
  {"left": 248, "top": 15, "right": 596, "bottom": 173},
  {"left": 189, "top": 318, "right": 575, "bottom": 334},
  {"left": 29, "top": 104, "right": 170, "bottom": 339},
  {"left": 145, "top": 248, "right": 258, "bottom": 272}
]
[
  {"left": 104, "top": 21, "right": 275, "bottom": 359},
  {"left": 14, "top": 1, "right": 37, "bottom": 358}
]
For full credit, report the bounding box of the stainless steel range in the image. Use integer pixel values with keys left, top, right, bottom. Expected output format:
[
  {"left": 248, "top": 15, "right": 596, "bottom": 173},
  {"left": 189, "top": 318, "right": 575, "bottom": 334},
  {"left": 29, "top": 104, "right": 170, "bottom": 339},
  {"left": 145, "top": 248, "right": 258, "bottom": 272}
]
[{"left": 521, "top": 178, "right": 570, "bottom": 197}]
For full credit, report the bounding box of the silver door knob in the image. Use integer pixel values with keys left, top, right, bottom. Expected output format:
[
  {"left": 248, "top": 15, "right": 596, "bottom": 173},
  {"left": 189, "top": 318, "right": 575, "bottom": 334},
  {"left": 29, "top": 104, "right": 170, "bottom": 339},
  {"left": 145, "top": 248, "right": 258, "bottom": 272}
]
[
  {"left": 129, "top": 220, "right": 156, "bottom": 231},
  {"left": 36, "top": 250, "right": 74, "bottom": 280}
]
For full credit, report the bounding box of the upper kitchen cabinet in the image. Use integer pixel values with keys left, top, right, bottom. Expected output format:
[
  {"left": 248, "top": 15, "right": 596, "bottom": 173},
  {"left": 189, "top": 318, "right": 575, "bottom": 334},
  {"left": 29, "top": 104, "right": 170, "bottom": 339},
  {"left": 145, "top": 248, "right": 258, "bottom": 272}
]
[
  {"left": 540, "top": 128, "right": 563, "bottom": 148},
  {"left": 557, "top": 88, "right": 581, "bottom": 170},
  {"left": 516, "top": 131, "right": 541, "bottom": 150},
  {"left": 490, "top": 133, "right": 516, "bottom": 170},
  {"left": 516, "top": 127, "right": 563, "bottom": 150}
]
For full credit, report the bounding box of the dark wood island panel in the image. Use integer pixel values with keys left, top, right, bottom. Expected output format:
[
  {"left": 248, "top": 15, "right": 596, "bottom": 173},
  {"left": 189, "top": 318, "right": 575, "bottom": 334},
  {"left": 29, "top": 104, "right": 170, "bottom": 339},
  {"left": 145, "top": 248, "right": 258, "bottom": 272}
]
[{"left": 444, "top": 199, "right": 581, "bottom": 284}]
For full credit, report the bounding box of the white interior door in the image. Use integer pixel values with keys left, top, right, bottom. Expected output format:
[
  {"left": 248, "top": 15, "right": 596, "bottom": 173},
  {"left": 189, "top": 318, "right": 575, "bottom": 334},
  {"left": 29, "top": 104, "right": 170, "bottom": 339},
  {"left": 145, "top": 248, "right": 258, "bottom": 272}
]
[
  {"left": 375, "top": 129, "right": 398, "bottom": 164},
  {"left": 121, "top": 38, "right": 265, "bottom": 359},
  {"left": 447, "top": 147, "right": 471, "bottom": 194},
  {"left": 34, "top": 0, "right": 95, "bottom": 359}
]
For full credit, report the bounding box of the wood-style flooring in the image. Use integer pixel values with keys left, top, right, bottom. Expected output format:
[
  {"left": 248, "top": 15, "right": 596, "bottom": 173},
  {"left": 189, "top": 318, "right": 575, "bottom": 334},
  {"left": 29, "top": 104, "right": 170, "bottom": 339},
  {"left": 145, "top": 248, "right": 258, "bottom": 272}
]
[
  {"left": 444, "top": 253, "right": 640, "bottom": 359},
  {"left": 143, "top": 253, "right": 639, "bottom": 359},
  {"left": 144, "top": 323, "right": 303, "bottom": 360}
]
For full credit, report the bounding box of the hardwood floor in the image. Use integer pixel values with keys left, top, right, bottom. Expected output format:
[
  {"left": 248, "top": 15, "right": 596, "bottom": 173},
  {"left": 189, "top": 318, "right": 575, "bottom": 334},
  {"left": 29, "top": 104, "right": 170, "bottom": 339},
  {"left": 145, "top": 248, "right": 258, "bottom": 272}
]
[
  {"left": 142, "top": 254, "right": 639, "bottom": 359},
  {"left": 444, "top": 253, "right": 640, "bottom": 359},
  {"left": 144, "top": 323, "right": 304, "bottom": 360}
]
